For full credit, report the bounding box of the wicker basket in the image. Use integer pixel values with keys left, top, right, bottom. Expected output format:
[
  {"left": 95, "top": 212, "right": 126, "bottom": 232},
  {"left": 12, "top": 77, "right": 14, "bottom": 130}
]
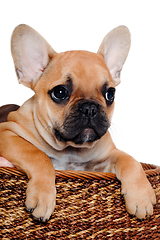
[{"left": 0, "top": 163, "right": 160, "bottom": 239}]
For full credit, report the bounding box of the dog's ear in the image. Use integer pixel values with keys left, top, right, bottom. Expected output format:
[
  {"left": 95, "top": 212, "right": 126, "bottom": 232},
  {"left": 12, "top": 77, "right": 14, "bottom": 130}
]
[
  {"left": 11, "top": 24, "right": 56, "bottom": 89},
  {"left": 98, "top": 26, "right": 131, "bottom": 86}
]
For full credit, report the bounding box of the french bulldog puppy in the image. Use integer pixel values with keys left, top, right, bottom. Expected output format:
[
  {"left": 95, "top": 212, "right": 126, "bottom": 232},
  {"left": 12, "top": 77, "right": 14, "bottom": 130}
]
[{"left": 0, "top": 24, "right": 156, "bottom": 222}]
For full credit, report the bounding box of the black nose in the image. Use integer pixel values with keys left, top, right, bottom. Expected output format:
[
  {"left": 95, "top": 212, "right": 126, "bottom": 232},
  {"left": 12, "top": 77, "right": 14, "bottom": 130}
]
[{"left": 80, "top": 102, "right": 98, "bottom": 118}]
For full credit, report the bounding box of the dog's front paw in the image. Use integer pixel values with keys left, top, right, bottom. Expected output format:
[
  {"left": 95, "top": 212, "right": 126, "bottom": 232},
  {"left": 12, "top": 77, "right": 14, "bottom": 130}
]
[
  {"left": 122, "top": 179, "right": 156, "bottom": 219},
  {"left": 25, "top": 178, "right": 56, "bottom": 222}
]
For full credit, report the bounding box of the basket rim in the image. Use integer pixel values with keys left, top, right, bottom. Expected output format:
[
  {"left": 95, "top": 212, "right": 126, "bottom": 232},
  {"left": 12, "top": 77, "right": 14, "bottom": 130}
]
[{"left": 0, "top": 163, "right": 159, "bottom": 180}]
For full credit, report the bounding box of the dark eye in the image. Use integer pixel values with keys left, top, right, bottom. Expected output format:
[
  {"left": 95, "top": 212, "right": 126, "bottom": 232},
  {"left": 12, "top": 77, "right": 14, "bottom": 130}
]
[
  {"left": 49, "top": 85, "right": 69, "bottom": 103},
  {"left": 105, "top": 87, "right": 115, "bottom": 105}
]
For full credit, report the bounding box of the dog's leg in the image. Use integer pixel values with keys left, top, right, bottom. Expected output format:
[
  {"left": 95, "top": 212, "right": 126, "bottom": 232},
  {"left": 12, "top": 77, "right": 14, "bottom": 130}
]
[
  {"left": 108, "top": 149, "right": 156, "bottom": 219},
  {"left": 0, "top": 130, "right": 56, "bottom": 222}
]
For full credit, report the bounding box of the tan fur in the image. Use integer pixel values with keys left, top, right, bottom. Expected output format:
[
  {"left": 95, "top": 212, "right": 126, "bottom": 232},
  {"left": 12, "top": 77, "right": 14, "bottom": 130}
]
[{"left": 0, "top": 25, "right": 156, "bottom": 221}]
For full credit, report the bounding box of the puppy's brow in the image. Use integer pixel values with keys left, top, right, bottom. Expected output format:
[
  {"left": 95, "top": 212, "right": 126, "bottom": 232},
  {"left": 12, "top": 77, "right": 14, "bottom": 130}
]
[
  {"left": 101, "top": 82, "right": 108, "bottom": 95},
  {"left": 66, "top": 75, "right": 72, "bottom": 83},
  {"left": 65, "top": 75, "right": 73, "bottom": 91}
]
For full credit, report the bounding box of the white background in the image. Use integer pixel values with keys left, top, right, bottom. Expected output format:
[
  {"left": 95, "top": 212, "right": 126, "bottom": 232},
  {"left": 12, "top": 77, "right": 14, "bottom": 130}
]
[{"left": 0, "top": 0, "right": 160, "bottom": 166}]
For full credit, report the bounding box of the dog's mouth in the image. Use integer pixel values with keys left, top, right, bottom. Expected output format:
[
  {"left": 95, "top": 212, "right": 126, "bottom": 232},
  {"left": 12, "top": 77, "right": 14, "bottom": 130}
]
[
  {"left": 55, "top": 126, "right": 100, "bottom": 145},
  {"left": 78, "top": 128, "right": 97, "bottom": 142}
]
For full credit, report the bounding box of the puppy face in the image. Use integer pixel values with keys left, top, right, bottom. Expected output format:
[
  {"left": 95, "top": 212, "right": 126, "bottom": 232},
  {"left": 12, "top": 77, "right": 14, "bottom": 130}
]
[
  {"left": 11, "top": 24, "right": 130, "bottom": 148},
  {"left": 34, "top": 51, "right": 115, "bottom": 146}
]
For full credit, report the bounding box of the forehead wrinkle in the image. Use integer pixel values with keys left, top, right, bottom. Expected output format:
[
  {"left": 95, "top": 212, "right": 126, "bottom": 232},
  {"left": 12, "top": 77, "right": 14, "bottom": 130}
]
[{"left": 45, "top": 50, "right": 113, "bottom": 92}]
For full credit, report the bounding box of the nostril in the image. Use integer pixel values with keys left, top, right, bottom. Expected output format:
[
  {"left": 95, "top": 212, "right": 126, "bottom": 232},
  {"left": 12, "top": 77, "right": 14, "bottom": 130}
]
[
  {"left": 80, "top": 102, "right": 98, "bottom": 118},
  {"left": 83, "top": 106, "right": 89, "bottom": 116},
  {"left": 80, "top": 104, "right": 89, "bottom": 116},
  {"left": 90, "top": 104, "right": 97, "bottom": 117}
]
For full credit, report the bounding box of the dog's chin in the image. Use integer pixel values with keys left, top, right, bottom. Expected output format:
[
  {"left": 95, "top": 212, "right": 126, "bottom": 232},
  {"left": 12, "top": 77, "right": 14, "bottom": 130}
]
[
  {"left": 73, "top": 128, "right": 99, "bottom": 144},
  {"left": 55, "top": 127, "right": 102, "bottom": 145}
]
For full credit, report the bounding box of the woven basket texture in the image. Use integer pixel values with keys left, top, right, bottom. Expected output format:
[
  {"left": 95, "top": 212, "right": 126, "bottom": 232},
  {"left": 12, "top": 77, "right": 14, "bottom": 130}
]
[{"left": 0, "top": 163, "right": 160, "bottom": 240}]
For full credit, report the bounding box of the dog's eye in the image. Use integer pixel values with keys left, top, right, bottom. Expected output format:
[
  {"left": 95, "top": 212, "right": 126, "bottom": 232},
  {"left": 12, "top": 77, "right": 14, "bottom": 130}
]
[
  {"left": 49, "top": 85, "right": 69, "bottom": 103},
  {"left": 53, "top": 86, "right": 68, "bottom": 100},
  {"left": 105, "top": 87, "right": 115, "bottom": 105}
]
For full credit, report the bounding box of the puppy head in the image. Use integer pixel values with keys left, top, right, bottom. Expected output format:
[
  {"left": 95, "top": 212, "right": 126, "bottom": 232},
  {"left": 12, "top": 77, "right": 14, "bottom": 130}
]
[{"left": 11, "top": 24, "right": 130, "bottom": 148}]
